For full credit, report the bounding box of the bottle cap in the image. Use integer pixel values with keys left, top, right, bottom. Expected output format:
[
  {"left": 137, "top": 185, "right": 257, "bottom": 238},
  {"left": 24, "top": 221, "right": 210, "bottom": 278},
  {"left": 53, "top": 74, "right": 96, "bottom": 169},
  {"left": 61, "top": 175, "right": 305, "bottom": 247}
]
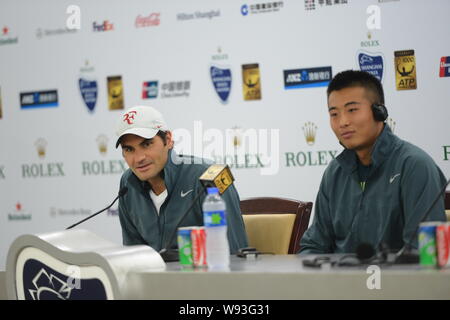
[{"left": 207, "top": 187, "right": 219, "bottom": 195}]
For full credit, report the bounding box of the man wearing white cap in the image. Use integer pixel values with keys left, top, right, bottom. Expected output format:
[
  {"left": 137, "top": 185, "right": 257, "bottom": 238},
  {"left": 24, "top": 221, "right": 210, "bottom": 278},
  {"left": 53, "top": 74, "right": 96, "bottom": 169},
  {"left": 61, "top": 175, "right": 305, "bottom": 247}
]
[{"left": 115, "top": 105, "right": 248, "bottom": 254}]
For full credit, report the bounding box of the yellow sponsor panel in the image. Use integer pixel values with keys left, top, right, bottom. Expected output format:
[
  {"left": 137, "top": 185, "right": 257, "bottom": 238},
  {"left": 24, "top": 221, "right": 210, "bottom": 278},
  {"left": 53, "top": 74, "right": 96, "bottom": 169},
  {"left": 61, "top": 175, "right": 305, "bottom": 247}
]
[
  {"left": 107, "top": 76, "right": 124, "bottom": 110},
  {"left": 395, "top": 50, "right": 417, "bottom": 90},
  {"left": 242, "top": 63, "right": 261, "bottom": 100}
]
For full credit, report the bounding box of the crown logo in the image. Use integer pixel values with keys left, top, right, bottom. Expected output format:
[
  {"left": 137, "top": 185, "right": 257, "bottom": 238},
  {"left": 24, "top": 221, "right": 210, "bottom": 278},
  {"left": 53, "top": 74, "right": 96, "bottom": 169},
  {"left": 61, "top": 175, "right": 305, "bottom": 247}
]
[
  {"left": 387, "top": 117, "right": 396, "bottom": 133},
  {"left": 367, "top": 31, "right": 372, "bottom": 39},
  {"left": 96, "top": 134, "right": 108, "bottom": 155},
  {"left": 231, "top": 126, "right": 242, "bottom": 148},
  {"left": 34, "top": 138, "right": 47, "bottom": 158},
  {"left": 302, "top": 122, "right": 317, "bottom": 146}
]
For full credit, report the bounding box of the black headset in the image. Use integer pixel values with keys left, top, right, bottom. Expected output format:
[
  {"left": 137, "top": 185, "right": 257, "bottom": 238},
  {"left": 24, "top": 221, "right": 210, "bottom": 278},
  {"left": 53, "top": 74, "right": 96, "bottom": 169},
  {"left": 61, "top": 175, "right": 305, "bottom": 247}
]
[{"left": 371, "top": 103, "right": 388, "bottom": 122}]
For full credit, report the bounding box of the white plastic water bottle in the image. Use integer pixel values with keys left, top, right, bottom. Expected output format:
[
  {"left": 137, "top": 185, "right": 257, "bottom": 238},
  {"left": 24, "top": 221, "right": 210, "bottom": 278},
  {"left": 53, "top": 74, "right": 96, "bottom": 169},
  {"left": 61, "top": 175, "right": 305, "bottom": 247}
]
[{"left": 202, "top": 187, "right": 230, "bottom": 269}]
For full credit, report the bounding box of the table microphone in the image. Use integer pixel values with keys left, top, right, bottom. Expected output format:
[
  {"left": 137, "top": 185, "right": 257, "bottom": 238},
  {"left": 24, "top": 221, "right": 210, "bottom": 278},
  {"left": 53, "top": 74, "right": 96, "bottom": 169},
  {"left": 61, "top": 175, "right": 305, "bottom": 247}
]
[
  {"left": 159, "top": 164, "right": 235, "bottom": 262},
  {"left": 66, "top": 187, "right": 128, "bottom": 230}
]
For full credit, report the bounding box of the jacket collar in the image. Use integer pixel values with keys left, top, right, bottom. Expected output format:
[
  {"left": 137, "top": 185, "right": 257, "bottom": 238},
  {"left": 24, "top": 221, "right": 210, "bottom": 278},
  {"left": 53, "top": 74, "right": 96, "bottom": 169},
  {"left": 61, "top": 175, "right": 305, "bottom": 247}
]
[
  {"left": 336, "top": 124, "right": 398, "bottom": 174},
  {"left": 127, "top": 148, "right": 181, "bottom": 195}
]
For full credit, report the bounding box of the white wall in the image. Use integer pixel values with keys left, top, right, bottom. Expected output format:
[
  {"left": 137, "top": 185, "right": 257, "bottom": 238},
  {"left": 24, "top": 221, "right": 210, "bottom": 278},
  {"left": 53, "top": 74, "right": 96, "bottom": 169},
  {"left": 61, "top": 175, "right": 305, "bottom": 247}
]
[{"left": 1, "top": 0, "right": 449, "bottom": 268}]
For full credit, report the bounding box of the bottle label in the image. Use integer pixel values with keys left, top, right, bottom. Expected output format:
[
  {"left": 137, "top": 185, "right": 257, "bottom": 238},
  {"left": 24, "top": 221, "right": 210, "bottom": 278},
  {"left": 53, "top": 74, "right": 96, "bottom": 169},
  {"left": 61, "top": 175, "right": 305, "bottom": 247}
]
[{"left": 203, "top": 210, "right": 226, "bottom": 227}]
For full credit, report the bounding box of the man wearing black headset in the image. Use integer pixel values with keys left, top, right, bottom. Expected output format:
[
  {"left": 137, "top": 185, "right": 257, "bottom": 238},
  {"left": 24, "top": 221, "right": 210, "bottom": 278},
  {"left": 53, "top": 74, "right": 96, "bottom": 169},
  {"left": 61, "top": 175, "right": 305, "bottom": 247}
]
[{"left": 299, "top": 70, "right": 446, "bottom": 254}]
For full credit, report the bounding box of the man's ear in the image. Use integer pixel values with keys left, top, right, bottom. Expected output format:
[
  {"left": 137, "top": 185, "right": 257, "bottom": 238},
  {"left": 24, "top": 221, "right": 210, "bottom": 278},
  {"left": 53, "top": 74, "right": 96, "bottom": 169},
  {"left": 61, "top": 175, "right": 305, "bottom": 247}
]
[{"left": 166, "top": 131, "right": 174, "bottom": 149}]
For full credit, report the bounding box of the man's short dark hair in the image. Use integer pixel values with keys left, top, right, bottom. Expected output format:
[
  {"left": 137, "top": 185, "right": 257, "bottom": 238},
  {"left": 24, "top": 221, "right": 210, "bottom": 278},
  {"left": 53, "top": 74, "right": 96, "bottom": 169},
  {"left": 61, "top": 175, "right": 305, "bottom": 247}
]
[
  {"left": 156, "top": 130, "right": 168, "bottom": 146},
  {"left": 327, "top": 70, "right": 385, "bottom": 105}
]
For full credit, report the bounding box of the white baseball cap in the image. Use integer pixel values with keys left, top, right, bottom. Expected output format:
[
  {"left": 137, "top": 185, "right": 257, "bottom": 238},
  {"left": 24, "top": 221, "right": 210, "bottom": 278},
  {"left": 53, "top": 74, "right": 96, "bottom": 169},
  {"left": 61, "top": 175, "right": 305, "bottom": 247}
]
[{"left": 115, "top": 106, "right": 168, "bottom": 148}]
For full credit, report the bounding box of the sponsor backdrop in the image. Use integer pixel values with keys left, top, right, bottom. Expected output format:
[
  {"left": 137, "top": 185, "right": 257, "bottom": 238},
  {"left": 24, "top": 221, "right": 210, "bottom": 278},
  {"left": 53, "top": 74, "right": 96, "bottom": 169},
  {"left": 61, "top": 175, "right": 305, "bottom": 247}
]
[{"left": 0, "top": 0, "right": 449, "bottom": 268}]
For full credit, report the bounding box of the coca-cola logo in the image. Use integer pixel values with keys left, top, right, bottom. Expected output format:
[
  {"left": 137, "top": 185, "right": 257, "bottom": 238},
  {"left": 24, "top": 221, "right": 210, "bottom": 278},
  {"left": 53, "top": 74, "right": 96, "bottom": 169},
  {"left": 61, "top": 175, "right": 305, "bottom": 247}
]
[
  {"left": 437, "top": 226, "right": 449, "bottom": 268},
  {"left": 135, "top": 13, "right": 160, "bottom": 28}
]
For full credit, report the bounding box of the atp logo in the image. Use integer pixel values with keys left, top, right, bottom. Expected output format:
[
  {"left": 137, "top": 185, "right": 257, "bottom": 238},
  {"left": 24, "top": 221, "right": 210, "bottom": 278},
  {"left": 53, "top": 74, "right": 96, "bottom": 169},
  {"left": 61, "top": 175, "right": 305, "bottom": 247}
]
[{"left": 123, "top": 110, "right": 137, "bottom": 124}]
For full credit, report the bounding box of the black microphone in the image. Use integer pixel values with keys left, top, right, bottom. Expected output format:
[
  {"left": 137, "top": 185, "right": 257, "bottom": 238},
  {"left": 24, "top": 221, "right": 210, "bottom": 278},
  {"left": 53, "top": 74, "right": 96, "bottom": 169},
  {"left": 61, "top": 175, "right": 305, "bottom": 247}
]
[
  {"left": 66, "top": 187, "right": 128, "bottom": 230},
  {"left": 356, "top": 242, "right": 376, "bottom": 262},
  {"left": 394, "top": 178, "right": 450, "bottom": 264},
  {"left": 159, "top": 164, "right": 235, "bottom": 262}
]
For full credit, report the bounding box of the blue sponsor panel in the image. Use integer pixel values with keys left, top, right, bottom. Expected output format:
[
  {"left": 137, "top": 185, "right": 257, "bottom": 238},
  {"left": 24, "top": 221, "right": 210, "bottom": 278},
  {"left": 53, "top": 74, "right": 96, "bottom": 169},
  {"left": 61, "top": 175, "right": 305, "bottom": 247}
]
[
  {"left": 358, "top": 52, "right": 384, "bottom": 82},
  {"left": 284, "top": 67, "right": 332, "bottom": 89},
  {"left": 210, "top": 65, "right": 232, "bottom": 103},
  {"left": 20, "top": 90, "right": 58, "bottom": 109},
  {"left": 79, "top": 78, "right": 98, "bottom": 112}
]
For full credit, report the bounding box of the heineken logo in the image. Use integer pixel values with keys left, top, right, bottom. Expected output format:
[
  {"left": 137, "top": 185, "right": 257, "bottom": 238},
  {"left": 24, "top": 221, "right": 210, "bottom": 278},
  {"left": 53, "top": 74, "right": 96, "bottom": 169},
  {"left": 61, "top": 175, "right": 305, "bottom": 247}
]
[{"left": 8, "top": 202, "right": 32, "bottom": 221}]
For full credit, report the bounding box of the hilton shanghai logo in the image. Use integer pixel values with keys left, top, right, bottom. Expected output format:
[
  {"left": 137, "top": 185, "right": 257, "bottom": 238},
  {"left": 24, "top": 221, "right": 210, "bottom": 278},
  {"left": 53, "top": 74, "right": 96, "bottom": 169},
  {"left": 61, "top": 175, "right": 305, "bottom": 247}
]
[
  {"left": 284, "top": 66, "right": 332, "bottom": 89},
  {"left": 357, "top": 51, "right": 384, "bottom": 82},
  {"left": 177, "top": 9, "right": 221, "bottom": 21},
  {"left": 20, "top": 90, "right": 58, "bottom": 109},
  {"left": 439, "top": 56, "right": 450, "bottom": 77}
]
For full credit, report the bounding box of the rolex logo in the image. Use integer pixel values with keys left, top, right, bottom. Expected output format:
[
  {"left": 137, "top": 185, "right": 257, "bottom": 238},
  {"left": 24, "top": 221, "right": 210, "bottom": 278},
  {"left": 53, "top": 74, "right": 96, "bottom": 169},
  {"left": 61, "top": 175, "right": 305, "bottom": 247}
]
[
  {"left": 387, "top": 117, "right": 396, "bottom": 133},
  {"left": 96, "top": 134, "right": 108, "bottom": 155},
  {"left": 34, "top": 138, "right": 47, "bottom": 158},
  {"left": 302, "top": 122, "right": 317, "bottom": 146}
]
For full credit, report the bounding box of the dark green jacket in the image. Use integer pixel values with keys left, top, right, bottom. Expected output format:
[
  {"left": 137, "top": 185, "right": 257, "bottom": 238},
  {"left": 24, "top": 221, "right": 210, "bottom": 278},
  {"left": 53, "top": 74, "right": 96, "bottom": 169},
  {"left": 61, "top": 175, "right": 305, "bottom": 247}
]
[
  {"left": 118, "top": 150, "right": 248, "bottom": 253},
  {"left": 300, "top": 125, "right": 446, "bottom": 254}
]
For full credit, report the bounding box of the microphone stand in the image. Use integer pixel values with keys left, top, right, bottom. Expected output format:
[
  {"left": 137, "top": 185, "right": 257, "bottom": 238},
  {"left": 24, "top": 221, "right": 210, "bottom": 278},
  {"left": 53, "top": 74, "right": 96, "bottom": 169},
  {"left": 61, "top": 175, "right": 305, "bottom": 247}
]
[{"left": 66, "top": 190, "right": 125, "bottom": 230}]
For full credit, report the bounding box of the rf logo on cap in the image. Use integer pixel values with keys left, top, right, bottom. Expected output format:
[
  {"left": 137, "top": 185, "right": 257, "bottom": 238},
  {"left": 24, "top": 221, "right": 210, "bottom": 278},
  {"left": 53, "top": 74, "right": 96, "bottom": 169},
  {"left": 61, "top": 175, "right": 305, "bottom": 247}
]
[{"left": 123, "top": 111, "right": 137, "bottom": 124}]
